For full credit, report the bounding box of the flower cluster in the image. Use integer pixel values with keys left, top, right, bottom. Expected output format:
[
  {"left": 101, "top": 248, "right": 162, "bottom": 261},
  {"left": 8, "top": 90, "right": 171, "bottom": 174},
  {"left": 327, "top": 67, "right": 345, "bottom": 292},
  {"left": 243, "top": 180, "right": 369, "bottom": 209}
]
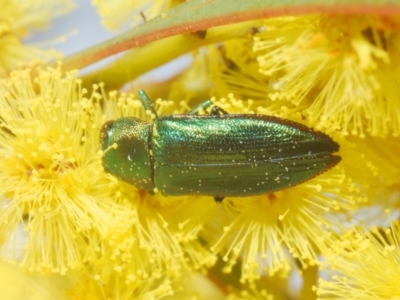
[
  {"left": 0, "top": 0, "right": 74, "bottom": 75},
  {"left": 0, "top": 1, "right": 400, "bottom": 299}
]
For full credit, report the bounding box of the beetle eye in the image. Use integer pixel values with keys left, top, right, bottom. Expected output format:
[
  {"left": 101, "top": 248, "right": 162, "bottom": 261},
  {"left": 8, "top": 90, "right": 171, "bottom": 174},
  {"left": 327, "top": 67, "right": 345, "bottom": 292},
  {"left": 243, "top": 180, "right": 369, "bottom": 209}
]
[{"left": 100, "top": 120, "right": 115, "bottom": 150}]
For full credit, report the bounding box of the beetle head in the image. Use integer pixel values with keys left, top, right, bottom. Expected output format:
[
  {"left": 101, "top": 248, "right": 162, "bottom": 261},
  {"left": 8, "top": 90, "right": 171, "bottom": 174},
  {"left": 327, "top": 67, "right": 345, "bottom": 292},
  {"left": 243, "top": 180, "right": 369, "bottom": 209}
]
[{"left": 100, "top": 117, "right": 154, "bottom": 190}]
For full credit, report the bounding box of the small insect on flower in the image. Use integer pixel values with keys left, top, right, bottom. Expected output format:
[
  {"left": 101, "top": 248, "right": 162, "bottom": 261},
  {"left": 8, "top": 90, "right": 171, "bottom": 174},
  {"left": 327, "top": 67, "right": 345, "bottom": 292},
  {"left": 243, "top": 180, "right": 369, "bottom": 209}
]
[{"left": 100, "top": 90, "right": 341, "bottom": 203}]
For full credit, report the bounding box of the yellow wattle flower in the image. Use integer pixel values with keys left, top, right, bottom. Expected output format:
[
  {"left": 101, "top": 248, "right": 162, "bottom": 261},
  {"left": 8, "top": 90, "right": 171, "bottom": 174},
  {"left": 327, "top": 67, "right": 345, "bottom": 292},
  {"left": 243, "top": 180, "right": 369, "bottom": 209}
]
[
  {"left": 344, "top": 135, "right": 400, "bottom": 189},
  {"left": 254, "top": 15, "right": 400, "bottom": 138},
  {"left": 0, "top": 68, "right": 218, "bottom": 298},
  {"left": 0, "top": 0, "right": 75, "bottom": 75},
  {"left": 316, "top": 218, "right": 400, "bottom": 299},
  {"left": 0, "top": 261, "right": 69, "bottom": 300},
  {"left": 206, "top": 165, "right": 359, "bottom": 282},
  {"left": 92, "top": 0, "right": 184, "bottom": 31},
  {"left": 207, "top": 39, "right": 283, "bottom": 104},
  {"left": 0, "top": 68, "right": 134, "bottom": 274}
]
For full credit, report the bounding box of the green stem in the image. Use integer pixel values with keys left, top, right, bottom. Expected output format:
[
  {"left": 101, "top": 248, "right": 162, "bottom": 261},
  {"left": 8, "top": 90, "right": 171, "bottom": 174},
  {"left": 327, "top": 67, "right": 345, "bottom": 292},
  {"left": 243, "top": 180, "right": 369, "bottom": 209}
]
[{"left": 81, "top": 20, "right": 261, "bottom": 89}]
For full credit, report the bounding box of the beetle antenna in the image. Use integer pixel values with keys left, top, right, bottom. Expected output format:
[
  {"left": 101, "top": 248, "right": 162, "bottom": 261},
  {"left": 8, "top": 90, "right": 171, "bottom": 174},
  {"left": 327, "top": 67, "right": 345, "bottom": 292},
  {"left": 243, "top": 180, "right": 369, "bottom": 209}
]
[{"left": 138, "top": 90, "right": 159, "bottom": 120}]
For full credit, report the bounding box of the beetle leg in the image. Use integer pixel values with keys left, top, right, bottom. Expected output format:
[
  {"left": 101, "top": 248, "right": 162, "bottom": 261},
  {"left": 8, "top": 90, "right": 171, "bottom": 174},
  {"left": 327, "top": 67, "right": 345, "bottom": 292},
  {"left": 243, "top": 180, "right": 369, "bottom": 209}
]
[
  {"left": 188, "top": 100, "right": 213, "bottom": 115},
  {"left": 214, "top": 196, "right": 224, "bottom": 203},
  {"left": 211, "top": 106, "right": 229, "bottom": 116},
  {"left": 188, "top": 101, "right": 229, "bottom": 116},
  {"left": 138, "top": 90, "right": 159, "bottom": 120}
]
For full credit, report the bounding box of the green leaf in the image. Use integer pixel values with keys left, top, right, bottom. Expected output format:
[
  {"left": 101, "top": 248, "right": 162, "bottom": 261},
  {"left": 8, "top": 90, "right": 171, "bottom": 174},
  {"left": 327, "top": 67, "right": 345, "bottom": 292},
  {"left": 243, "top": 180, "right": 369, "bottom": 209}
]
[{"left": 61, "top": 0, "right": 400, "bottom": 72}]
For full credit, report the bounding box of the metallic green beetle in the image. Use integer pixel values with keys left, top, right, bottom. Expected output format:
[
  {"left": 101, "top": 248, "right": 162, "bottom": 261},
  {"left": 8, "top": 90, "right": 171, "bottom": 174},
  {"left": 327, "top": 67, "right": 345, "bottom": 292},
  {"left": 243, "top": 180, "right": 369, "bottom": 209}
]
[{"left": 100, "top": 90, "right": 341, "bottom": 203}]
